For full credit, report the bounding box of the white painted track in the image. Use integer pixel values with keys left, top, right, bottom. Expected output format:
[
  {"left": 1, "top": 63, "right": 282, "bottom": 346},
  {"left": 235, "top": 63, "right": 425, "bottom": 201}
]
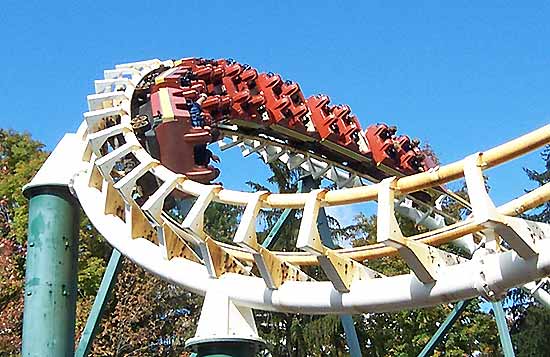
[{"left": 52, "top": 58, "right": 550, "bottom": 313}]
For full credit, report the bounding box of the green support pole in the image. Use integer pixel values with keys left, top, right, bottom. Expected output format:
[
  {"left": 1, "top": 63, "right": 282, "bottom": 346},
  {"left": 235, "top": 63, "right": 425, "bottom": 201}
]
[
  {"left": 417, "top": 299, "right": 471, "bottom": 357},
  {"left": 262, "top": 208, "right": 293, "bottom": 249},
  {"left": 339, "top": 314, "right": 362, "bottom": 357},
  {"left": 262, "top": 182, "right": 302, "bottom": 249},
  {"left": 492, "top": 301, "right": 515, "bottom": 357},
  {"left": 75, "top": 249, "right": 123, "bottom": 357},
  {"left": 21, "top": 186, "right": 80, "bottom": 357}
]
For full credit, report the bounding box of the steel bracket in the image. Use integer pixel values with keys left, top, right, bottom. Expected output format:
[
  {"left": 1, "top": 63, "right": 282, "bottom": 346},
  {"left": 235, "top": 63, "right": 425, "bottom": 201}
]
[
  {"left": 234, "top": 192, "right": 310, "bottom": 288},
  {"left": 464, "top": 153, "right": 547, "bottom": 259},
  {"left": 377, "top": 178, "right": 462, "bottom": 283},
  {"left": 297, "top": 189, "right": 376, "bottom": 292}
]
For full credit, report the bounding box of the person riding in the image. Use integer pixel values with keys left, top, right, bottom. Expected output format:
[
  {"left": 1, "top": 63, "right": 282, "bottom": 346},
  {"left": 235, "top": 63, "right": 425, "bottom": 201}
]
[
  {"left": 189, "top": 93, "right": 207, "bottom": 128},
  {"left": 188, "top": 94, "right": 221, "bottom": 167}
]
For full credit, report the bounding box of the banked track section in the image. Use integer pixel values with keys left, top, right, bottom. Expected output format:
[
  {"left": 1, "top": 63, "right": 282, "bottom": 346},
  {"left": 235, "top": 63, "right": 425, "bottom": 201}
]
[{"left": 68, "top": 58, "right": 550, "bottom": 314}]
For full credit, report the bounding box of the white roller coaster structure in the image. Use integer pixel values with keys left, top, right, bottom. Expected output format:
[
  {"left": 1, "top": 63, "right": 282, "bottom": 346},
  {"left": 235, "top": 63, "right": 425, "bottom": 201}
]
[{"left": 25, "top": 58, "right": 550, "bottom": 352}]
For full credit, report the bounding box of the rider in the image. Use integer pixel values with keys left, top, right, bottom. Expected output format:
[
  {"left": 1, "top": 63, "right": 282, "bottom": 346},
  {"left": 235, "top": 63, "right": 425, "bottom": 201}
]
[
  {"left": 189, "top": 93, "right": 207, "bottom": 128},
  {"left": 188, "top": 94, "right": 221, "bottom": 167}
]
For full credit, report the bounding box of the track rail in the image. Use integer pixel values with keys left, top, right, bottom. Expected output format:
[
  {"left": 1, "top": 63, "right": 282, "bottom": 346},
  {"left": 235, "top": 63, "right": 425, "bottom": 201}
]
[
  {"left": 136, "top": 57, "right": 472, "bottom": 216},
  {"left": 66, "top": 58, "right": 550, "bottom": 313}
]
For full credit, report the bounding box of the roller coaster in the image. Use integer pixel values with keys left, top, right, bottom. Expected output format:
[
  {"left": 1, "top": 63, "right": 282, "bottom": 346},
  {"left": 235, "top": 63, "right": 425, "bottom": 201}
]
[{"left": 21, "top": 58, "right": 550, "bottom": 356}]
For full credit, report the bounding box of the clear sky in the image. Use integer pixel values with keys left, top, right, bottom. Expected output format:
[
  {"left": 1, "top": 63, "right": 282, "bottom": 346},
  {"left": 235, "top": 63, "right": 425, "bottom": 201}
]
[{"left": 1, "top": 1, "right": 549, "bottom": 224}]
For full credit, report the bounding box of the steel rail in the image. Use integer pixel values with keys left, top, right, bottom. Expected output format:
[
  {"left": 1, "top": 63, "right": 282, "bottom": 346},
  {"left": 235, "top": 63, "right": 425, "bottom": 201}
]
[
  {"left": 151, "top": 124, "right": 550, "bottom": 210},
  {"left": 76, "top": 59, "right": 550, "bottom": 266},
  {"left": 73, "top": 176, "right": 550, "bottom": 313},
  {"left": 65, "top": 58, "right": 550, "bottom": 314},
  {"left": 209, "top": 180, "right": 550, "bottom": 265}
]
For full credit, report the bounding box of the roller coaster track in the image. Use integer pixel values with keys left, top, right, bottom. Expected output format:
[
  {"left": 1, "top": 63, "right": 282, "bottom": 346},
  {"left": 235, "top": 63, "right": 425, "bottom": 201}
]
[{"left": 37, "top": 58, "right": 550, "bottom": 320}]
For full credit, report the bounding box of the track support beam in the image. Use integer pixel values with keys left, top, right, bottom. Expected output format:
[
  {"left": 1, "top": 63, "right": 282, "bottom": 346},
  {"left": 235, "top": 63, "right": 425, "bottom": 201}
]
[
  {"left": 492, "top": 301, "right": 516, "bottom": 357},
  {"left": 417, "top": 300, "right": 471, "bottom": 357},
  {"left": 301, "top": 175, "right": 363, "bottom": 357},
  {"left": 75, "top": 249, "right": 123, "bottom": 357}
]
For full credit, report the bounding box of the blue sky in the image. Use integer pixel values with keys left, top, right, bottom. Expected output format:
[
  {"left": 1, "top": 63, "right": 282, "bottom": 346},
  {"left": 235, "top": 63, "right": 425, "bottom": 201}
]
[{"left": 1, "top": 1, "right": 549, "bottom": 224}]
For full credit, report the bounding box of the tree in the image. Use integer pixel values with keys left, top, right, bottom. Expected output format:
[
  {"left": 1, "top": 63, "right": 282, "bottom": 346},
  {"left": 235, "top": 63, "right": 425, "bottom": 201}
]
[
  {"left": 0, "top": 129, "right": 47, "bottom": 353},
  {"left": 505, "top": 146, "right": 550, "bottom": 356},
  {"left": 524, "top": 146, "right": 550, "bottom": 222},
  {"left": 86, "top": 259, "right": 202, "bottom": 356}
]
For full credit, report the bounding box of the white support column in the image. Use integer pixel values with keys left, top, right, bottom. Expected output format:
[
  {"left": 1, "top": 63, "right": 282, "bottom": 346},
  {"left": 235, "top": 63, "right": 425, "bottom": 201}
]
[
  {"left": 179, "top": 186, "right": 248, "bottom": 278},
  {"left": 84, "top": 107, "right": 127, "bottom": 133},
  {"left": 141, "top": 174, "right": 185, "bottom": 224},
  {"left": 87, "top": 123, "right": 133, "bottom": 156},
  {"left": 87, "top": 91, "right": 130, "bottom": 111},
  {"left": 181, "top": 185, "right": 221, "bottom": 245},
  {"left": 113, "top": 159, "right": 159, "bottom": 200},
  {"left": 185, "top": 283, "right": 264, "bottom": 354}
]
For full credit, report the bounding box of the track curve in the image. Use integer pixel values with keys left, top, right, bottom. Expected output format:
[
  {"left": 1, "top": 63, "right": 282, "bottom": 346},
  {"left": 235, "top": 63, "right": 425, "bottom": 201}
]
[{"left": 69, "top": 58, "right": 550, "bottom": 313}]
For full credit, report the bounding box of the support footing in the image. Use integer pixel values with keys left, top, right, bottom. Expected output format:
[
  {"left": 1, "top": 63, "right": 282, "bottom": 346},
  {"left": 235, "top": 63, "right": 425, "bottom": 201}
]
[{"left": 186, "top": 337, "right": 263, "bottom": 357}]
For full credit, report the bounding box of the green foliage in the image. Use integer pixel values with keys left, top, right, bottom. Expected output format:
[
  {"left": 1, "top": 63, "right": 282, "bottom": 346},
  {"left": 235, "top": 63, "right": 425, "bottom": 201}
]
[
  {"left": 512, "top": 305, "right": 550, "bottom": 356},
  {"left": 524, "top": 146, "right": 550, "bottom": 222},
  {"left": 88, "top": 258, "right": 202, "bottom": 356},
  {"left": 0, "top": 129, "right": 48, "bottom": 244},
  {"left": 505, "top": 146, "right": 550, "bottom": 355},
  {"left": 204, "top": 201, "right": 243, "bottom": 244},
  {"left": 343, "top": 212, "right": 501, "bottom": 356}
]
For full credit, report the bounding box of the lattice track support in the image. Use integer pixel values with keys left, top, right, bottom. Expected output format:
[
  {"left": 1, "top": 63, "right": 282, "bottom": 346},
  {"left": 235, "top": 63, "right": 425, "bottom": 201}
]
[
  {"left": 297, "top": 188, "right": 382, "bottom": 292},
  {"left": 185, "top": 284, "right": 264, "bottom": 357},
  {"left": 377, "top": 178, "right": 463, "bottom": 283},
  {"left": 75, "top": 249, "right": 123, "bottom": 357},
  {"left": 180, "top": 185, "right": 250, "bottom": 278},
  {"left": 464, "top": 153, "right": 550, "bottom": 259},
  {"left": 233, "top": 191, "right": 311, "bottom": 289}
]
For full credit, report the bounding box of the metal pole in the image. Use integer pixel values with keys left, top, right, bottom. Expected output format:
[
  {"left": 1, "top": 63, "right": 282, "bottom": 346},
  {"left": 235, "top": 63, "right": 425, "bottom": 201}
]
[
  {"left": 262, "top": 208, "right": 293, "bottom": 249},
  {"left": 339, "top": 314, "right": 362, "bottom": 357},
  {"left": 262, "top": 181, "right": 303, "bottom": 250},
  {"left": 75, "top": 249, "right": 123, "bottom": 357},
  {"left": 417, "top": 299, "right": 471, "bottom": 357},
  {"left": 21, "top": 186, "right": 80, "bottom": 357},
  {"left": 492, "top": 301, "right": 515, "bottom": 357}
]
